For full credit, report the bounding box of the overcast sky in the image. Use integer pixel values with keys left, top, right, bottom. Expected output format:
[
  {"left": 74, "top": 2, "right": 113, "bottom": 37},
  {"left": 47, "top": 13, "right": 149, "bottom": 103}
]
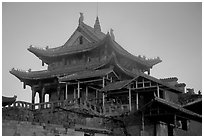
[{"left": 2, "top": 2, "right": 202, "bottom": 102}]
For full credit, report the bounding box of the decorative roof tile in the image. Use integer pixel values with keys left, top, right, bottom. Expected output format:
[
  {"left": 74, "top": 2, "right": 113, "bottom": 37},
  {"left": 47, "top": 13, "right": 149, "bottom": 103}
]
[
  {"left": 175, "top": 83, "right": 186, "bottom": 87},
  {"left": 160, "top": 77, "right": 178, "bottom": 82}
]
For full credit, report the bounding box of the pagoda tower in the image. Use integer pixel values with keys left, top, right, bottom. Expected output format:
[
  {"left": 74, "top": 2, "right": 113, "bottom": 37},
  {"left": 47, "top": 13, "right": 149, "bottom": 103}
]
[{"left": 10, "top": 14, "right": 163, "bottom": 107}]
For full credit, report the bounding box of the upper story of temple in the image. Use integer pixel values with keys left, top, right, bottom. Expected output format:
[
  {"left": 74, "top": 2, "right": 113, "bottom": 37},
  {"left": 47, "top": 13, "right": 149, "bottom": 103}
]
[
  {"left": 28, "top": 13, "right": 161, "bottom": 72},
  {"left": 10, "top": 13, "right": 162, "bottom": 86}
]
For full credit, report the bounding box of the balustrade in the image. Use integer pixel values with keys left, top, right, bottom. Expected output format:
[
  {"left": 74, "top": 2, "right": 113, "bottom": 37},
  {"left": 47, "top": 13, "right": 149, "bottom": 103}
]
[{"left": 3, "top": 98, "right": 131, "bottom": 117}]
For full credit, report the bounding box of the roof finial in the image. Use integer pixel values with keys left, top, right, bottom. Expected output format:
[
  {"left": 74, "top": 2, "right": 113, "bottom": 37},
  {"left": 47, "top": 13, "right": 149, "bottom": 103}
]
[
  {"left": 110, "top": 28, "right": 115, "bottom": 40},
  {"left": 79, "top": 12, "right": 84, "bottom": 24},
  {"left": 94, "top": 16, "right": 101, "bottom": 32}
]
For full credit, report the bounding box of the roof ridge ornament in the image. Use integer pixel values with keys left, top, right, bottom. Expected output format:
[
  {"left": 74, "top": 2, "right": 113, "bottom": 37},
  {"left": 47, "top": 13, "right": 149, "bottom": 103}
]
[
  {"left": 110, "top": 28, "right": 115, "bottom": 40},
  {"left": 79, "top": 12, "right": 84, "bottom": 25},
  {"left": 94, "top": 16, "right": 101, "bottom": 32}
]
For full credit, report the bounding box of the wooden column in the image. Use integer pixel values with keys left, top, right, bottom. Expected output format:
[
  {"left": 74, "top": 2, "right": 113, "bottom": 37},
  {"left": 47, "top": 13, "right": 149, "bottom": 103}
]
[
  {"left": 31, "top": 87, "right": 35, "bottom": 104},
  {"left": 42, "top": 87, "right": 45, "bottom": 103},
  {"left": 135, "top": 80, "right": 138, "bottom": 110},
  {"left": 85, "top": 86, "right": 88, "bottom": 101},
  {"left": 65, "top": 83, "right": 68, "bottom": 100},
  {"left": 96, "top": 90, "right": 98, "bottom": 99},
  {"left": 103, "top": 92, "right": 105, "bottom": 107},
  {"left": 136, "top": 92, "right": 138, "bottom": 110},
  {"left": 102, "top": 77, "right": 105, "bottom": 107},
  {"left": 74, "top": 88, "right": 76, "bottom": 99},
  {"left": 57, "top": 85, "right": 60, "bottom": 100},
  {"left": 77, "top": 82, "right": 80, "bottom": 98},
  {"left": 141, "top": 112, "right": 145, "bottom": 136},
  {"left": 129, "top": 87, "right": 132, "bottom": 111},
  {"left": 157, "top": 84, "right": 160, "bottom": 98},
  {"left": 174, "top": 114, "right": 177, "bottom": 127}
]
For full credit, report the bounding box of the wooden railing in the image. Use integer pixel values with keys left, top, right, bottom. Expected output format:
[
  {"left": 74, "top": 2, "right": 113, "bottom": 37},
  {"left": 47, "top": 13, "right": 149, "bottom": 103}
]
[{"left": 4, "top": 99, "right": 131, "bottom": 116}]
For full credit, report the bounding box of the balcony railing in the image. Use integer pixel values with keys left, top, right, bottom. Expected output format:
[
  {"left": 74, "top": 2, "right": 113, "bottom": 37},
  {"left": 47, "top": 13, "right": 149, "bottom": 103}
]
[{"left": 3, "top": 98, "right": 131, "bottom": 116}]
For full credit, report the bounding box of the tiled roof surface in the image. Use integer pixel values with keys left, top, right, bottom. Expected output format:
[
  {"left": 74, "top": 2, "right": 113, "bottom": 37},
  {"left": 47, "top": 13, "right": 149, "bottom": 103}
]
[
  {"left": 59, "top": 67, "right": 114, "bottom": 82},
  {"left": 175, "top": 83, "right": 186, "bottom": 87},
  {"left": 100, "top": 71, "right": 183, "bottom": 93},
  {"left": 107, "top": 37, "right": 162, "bottom": 68},
  {"left": 28, "top": 40, "right": 103, "bottom": 58},
  {"left": 182, "top": 98, "right": 202, "bottom": 108},
  {"left": 80, "top": 22, "right": 106, "bottom": 40},
  {"left": 28, "top": 21, "right": 161, "bottom": 68},
  {"left": 138, "top": 72, "right": 183, "bottom": 93},
  {"left": 153, "top": 97, "right": 202, "bottom": 119},
  {"left": 28, "top": 22, "right": 106, "bottom": 58},
  {"left": 100, "top": 79, "right": 133, "bottom": 92},
  {"left": 10, "top": 59, "right": 110, "bottom": 80}
]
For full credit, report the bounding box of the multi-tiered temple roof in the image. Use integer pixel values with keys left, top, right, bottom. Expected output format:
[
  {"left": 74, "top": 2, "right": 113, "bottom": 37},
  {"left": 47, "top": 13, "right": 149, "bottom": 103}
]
[{"left": 10, "top": 14, "right": 162, "bottom": 87}]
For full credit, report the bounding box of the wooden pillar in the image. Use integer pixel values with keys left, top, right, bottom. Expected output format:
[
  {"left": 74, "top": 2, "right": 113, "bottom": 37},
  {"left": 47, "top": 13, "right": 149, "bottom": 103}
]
[
  {"left": 77, "top": 81, "right": 80, "bottom": 98},
  {"left": 57, "top": 85, "right": 60, "bottom": 100},
  {"left": 102, "top": 77, "right": 105, "bottom": 87},
  {"left": 136, "top": 92, "right": 138, "bottom": 110},
  {"left": 96, "top": 90, "right": 98, "bottom": 99},
  {"left": 23, "top": 82, "right": 26, "bottom": 89},
  {"left": 102, "top": 77, "right": 105, "bottom": 107},
  {"left": 174, "top": 114, "right": 177, "bottom": 127},
  {"left": 135, "top": 80, "right": 138, "bottom": 110},
  {"left": 157, "top": 84, "right": 160, "bottom": 98},
  {"left": 103, "top": 92, "right": 105, "bottom": 107},
  {"left": 42, "top": 87, "right": 45, "bottom": 103},
  {"left": 141, "top": 112, "right": 145, "bottom": 136},
  {"left": 74, "top": 88, "right": 76, "bottom": 99},
  {"left": 85, "top": 86, "right": 88, "bottom": 101},
  {"left": 31, "top": 87, "right": 35, "bottom": 104},
  {"left": 129, "top": 87, "right": 132, "bottom": 111},
  {"left": 142, "top": 78, "right": 145, "bottom": 88},
  {"left": 65, "top": 83, "right": 68, "bottom": 100}
]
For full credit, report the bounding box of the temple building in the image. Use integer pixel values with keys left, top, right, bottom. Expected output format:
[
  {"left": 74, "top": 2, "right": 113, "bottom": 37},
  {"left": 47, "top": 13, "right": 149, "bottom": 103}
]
[{"left": 5, "top": 14, "right": 201, "bottom": 136}]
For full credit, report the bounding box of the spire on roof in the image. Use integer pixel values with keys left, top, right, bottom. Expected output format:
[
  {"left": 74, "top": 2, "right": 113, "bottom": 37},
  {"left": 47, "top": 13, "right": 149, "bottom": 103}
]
[
  {"left": 94, "top": 16, "right": 101, "bottom": 32},
  {"left": 79, "top": 12, "right": 84, "bottom": 24},
  {"left": 110, "top": 28, "right": 115, "bottom": 40}
]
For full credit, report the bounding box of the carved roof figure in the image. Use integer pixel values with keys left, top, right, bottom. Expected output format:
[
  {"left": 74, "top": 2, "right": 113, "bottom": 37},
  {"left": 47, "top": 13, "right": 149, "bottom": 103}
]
[
  {"left": 110, "top": 28, "right": 115, "bottom": 40},
  {"left": 79, "top": 12, "right": 84, "bottom": 24}
]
